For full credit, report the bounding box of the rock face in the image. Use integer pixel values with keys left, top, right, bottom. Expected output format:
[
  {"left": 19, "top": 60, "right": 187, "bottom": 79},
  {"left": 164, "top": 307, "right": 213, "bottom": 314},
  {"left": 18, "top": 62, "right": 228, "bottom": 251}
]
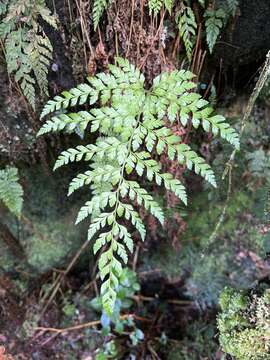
[{"left": 216, "top": 0, "right": 270, "bottom": 66}]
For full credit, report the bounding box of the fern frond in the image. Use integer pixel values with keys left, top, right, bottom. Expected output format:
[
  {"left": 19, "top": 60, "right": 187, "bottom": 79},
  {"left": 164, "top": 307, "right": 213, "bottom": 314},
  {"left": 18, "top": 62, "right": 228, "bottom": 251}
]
[
  {"left": 148, "top": 0, "right": 174, "bottom": 15},
  {"left": 148, "top": 0, "right": 163, "bottom": 15},
  {"left": 226, "top": 0, "right": 239, "bottom": 16},
  {"left": 93, "top": 0, "right": 110, "bottom": 29},
  {"left": 0, "top": 167, "right": 23, "bottom": 218},
  {"left": 37, "top": 111, "right": 93, "bottom": 136},
  {"left": 204, "top": 8, "right": 226, "bottom": 53},
  {"left": 53, "top": 144, "right": 97, "bottom": 170},
  {"left": 176, "top": 144, "right": 217, "bottom": 187},
  {"left": 118, "top": 224, "right": 134, "bottom": 253},
  {"left": 0, "top": 0, "right": 57, "bottom": 108},
  {"left": 27, "top": 33, "right": 53, "bottom": 96},
  {"left": 141, "top": 120, "right": 217, "bottom": 186},
  {"left": 39, "top": 57, "right": 239, "bottom": 314},
  {"left": 151, "top": 70, "right": 239, "bottom": 149},
  {"left": 36, "top": 0, "right": 57, "bottom": 29},
  {"left": 164, "top": 0, "right": 174, "bottom": 13},
  {"left": 160, "top": 173, "right": 187, "bottom": 204},
  {"left": 177, "top": 4, "right": 197, "bottom": 61},
  {"left": 121, "top": 180, "right": 164, "bottom": 224},
  {"left": 88, "top": 212, "right": 112, "bottom": 241},
  {"left": 68, "top": 166, "right": 120, "bottom": 196},
  {"left": 40, "top": 85, "right": 97, "bottom": 118},
  {"left": 130, "top": 152, "right": 188, "bottom": 204},
  {"left": 76, "top": 192, "right": 116, "bottom": 224},
  {"left": 121, "top": 203, "right": 146, "bottom": 240},
  {"left": 20, "top": 73, "right": 36, "bottom": 109},
  {"left": 204, "top": 114, "right": 240, "bottom": 149}
]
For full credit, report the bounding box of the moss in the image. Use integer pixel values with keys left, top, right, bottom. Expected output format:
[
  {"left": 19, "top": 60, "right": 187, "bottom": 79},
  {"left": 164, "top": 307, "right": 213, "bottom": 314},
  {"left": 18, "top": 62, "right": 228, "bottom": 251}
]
[
  {"left": 23, "top": 210, "right": 88, "bottom": 272},
  {"left": 141, "top": 188, "right": 267, "bottom": 305},
  {"left": 185, "top": 190, "right": 254, "bottom": 247},
  {"left": 218, "top": 287, "right": 270, "bottom": 360},
  {"left": 16, "top": 164, "right": 91, "bottom": 273}
]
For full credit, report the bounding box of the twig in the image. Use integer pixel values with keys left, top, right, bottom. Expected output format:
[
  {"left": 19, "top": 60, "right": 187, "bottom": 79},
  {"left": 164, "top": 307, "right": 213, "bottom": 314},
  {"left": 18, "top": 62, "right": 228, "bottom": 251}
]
[
  {"left": 126, "top": 0, "right": 135, "bottom": 57},
  {"left": 132, "top": 245, "right": 140, "bottom": 271},
  {"left": 75, "top": 0, "right": 94, "bottom": 59},
  {"left": 36, "top": 319, "right": 102, "bottom": 334},
  {"left": 35, "top": 314, "right": 150, "bottom": 334}
]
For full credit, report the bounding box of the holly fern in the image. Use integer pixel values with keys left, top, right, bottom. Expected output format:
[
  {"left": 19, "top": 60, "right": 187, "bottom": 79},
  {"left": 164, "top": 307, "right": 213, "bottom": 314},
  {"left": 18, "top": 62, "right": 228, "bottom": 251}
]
[{"left": 38, "top": 58, "right": 239, "bottom": 314}]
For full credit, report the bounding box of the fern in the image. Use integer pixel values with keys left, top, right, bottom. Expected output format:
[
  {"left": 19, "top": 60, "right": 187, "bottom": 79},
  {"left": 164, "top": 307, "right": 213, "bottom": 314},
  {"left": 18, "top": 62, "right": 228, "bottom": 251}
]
[
  {"left": 93, "top": 0, "right": 110, "bottom": 29},
  {"left": 0, "top": 0, "right": 57, "bottom": 108},
  {"left": 225, "top": 0, "right": 239, "bottom": 17},
  {"left": 148, "top": 0, "right": 174, "bottom": 15},
  {"left": 0, "top": 167, "right": 23, "bottom": 218},
  {"left": 38, "top": 57, "right": 239, "bottom": 314},
  {"left": 176, "top": 3, "right": 197, "bottom": 61},
  {"left": 149, "top": 0, "right": 163, "bottom": 15},
  {"left": 204, "top": 8, "right": 226, "bottom": 53}
]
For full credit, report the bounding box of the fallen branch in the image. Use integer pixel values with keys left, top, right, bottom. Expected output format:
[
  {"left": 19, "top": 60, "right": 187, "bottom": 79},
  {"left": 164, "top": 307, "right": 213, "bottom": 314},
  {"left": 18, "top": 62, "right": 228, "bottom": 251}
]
[{"left": 35, "top": 314, "right": 151, "bottom": 334}]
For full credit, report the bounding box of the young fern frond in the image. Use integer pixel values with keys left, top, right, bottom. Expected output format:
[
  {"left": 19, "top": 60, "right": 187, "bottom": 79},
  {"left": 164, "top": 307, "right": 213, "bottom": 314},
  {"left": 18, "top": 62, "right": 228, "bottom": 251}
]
[
  {"left": 0, "top": 167, "right": 23, "bottom": 218},
  {"left": 38, "top": 57, "right": 239, "bottom": 314}
]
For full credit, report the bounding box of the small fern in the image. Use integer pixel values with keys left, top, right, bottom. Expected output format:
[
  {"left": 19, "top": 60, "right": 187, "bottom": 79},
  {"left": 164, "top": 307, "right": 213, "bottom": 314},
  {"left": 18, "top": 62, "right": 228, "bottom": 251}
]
[
  {"left": 0, "top": 167, "right": 23, "bottom": 218},
  {"left": 38, "top": 58, "right": 239, "bottom": 314},
  {"left": 204, "top": 8, "right": 226, "bottom": 53},
  {"left": 176, "top": 2, "right": 197, "bottom": 62},
  {"left": 149, "top": 0, "right": 174, "bottom": 15},
  {"left": 225, "top": 0, "right": 239, "bottom": 17},
  {"left": 93, "top": 0, "right": 110, "bottom": 29},
  {"left": 0, "top": 0, "right": 57, "bottom": 108}
]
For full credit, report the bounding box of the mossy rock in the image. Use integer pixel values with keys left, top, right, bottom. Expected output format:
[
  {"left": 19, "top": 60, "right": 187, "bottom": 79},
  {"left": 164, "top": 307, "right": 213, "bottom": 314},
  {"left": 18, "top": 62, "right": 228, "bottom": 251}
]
[
  {"left": 22, "top": 209, "right": 88, "bottom": 273},
  {"left": 218, "top": 287, "right": 270, "bottom": 360}
]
